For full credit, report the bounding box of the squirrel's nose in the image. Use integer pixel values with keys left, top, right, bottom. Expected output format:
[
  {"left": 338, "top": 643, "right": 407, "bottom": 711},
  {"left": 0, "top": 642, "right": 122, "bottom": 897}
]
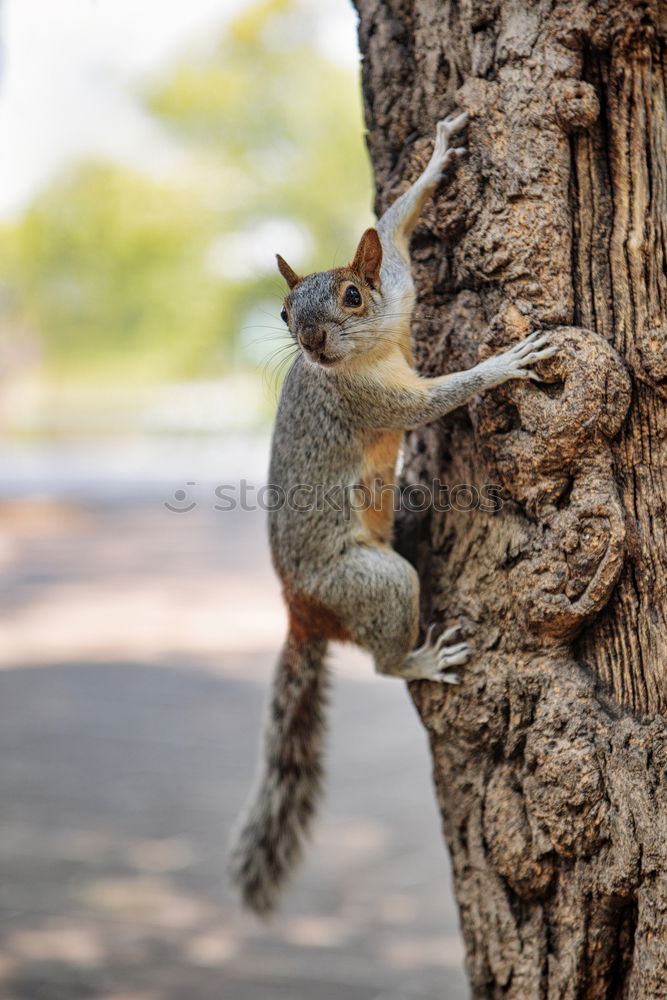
[{"left": 300, "top": 328, "right": 326, "bottom": 353}]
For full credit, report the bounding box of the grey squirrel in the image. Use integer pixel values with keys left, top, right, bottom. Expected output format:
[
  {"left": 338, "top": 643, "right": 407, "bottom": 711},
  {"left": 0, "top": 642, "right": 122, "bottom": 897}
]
[{"left": 228, "top": 112, "right": 556, "bottom": 915}]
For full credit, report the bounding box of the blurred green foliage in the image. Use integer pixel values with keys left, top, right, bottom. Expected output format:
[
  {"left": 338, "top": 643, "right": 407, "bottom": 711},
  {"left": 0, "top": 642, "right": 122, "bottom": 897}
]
[{"left": 0, "top": 0, "right": 372, "bottom": 382}]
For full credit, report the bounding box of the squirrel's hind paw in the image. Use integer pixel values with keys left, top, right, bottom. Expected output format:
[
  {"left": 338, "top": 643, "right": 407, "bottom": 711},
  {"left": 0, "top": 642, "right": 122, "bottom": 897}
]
[{"left": 402, "top": 624, "right": 472, "bottom": 682}]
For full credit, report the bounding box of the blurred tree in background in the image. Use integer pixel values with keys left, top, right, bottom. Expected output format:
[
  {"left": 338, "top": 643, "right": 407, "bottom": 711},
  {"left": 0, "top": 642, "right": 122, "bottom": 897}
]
[{"left": 0, "top": 0, "right": 371, "bottom": 385}]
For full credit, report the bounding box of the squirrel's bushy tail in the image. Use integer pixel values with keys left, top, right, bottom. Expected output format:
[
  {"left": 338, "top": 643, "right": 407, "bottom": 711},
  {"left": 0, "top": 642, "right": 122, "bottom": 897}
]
[{"left": 228, "top": 631, "right": 329, "bottom": 916}]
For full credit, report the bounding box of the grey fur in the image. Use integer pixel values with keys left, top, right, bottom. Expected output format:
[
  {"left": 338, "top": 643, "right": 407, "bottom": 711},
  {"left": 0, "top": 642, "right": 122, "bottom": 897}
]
[
  {"left": 228, "top": 113, "right": 558, "bottom": 915},
  {"left": 228, "top": 633, "right": 328, "bottom": 916}
]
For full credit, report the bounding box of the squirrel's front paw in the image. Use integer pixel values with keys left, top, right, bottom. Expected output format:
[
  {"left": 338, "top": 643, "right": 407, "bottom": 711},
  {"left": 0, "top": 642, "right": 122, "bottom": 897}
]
[
  {"left": 495, "top": 330, "right": 558, "bottom": 382},
  {"left": 432, "top": 112, "right": 469, "bottom": 170}
]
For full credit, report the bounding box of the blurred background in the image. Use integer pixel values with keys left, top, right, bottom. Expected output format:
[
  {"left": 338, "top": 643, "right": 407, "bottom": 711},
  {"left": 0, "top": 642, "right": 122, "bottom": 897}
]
[{"left": 0, "top": 0, "right": 467, "bottom": 997}]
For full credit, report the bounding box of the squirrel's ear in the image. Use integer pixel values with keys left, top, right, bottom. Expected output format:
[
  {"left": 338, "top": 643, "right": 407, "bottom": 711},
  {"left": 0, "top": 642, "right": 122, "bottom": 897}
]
[
  {"left": 351, "top": 228, "right": 383, "bottom": 288},
  {"left": 276, "top": 254, "right": 301, "bottom": 290}
]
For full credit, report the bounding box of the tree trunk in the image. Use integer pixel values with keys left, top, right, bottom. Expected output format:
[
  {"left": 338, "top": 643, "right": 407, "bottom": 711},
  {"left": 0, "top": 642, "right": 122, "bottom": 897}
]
[{"left": 353, "top": 1, "right": 667, "bottom": 997}]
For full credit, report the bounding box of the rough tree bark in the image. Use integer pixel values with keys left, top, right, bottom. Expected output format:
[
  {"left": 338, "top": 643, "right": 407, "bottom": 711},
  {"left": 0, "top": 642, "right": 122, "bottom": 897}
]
[{"left": 352, "top": 1, "right": 667, "bottom": 997}]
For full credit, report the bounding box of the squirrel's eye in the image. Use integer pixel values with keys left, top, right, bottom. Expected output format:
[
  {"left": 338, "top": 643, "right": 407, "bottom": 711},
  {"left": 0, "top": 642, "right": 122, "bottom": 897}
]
[
  {"left": 280, "top": 305, "right": 288, "bottom": 324},
  {"left": 344, "top": 285, "right": 362, "bottom": 308}
]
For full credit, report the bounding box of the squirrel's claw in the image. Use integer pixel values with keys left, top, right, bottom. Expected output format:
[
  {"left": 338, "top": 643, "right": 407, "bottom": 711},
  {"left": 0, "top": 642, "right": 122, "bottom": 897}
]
[
  {"left": 437, "top": 623, "right": 463, "bottom": 645},
  {"left": 441, "top": 110, "right": 469, "bottom": 134}
]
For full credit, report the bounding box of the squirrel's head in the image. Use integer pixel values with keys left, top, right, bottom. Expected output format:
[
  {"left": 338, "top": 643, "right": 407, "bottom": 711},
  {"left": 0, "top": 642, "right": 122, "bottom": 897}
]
[{"left": 276, "top": 228, "right": 388, "bottom": 369}]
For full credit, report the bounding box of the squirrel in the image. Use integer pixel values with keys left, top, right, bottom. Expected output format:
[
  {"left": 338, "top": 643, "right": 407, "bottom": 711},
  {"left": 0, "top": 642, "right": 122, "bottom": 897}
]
[{"left": 228, "top": 112, "right": 556, "bottom": 916}]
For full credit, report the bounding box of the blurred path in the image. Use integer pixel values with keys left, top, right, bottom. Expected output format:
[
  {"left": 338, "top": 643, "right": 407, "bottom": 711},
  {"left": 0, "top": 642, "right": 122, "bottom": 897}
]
[{"left": 0, "top": 488, "right": 468, "bottom": 1000}]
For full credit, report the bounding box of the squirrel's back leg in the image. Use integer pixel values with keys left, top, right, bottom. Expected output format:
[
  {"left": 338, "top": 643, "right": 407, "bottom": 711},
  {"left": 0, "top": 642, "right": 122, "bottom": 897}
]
[{"left": 316, "top": 545, "right": 471, "bottom": 682}]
